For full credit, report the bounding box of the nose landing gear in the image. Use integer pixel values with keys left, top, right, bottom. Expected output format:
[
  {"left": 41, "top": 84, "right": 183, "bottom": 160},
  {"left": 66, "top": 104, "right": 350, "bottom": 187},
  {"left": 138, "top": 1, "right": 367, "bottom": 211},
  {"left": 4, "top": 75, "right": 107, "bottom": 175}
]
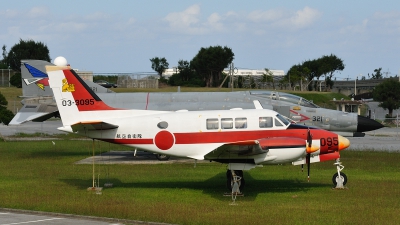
[{"left": 332, "top": 159, "right": 347, "bottom": 189}]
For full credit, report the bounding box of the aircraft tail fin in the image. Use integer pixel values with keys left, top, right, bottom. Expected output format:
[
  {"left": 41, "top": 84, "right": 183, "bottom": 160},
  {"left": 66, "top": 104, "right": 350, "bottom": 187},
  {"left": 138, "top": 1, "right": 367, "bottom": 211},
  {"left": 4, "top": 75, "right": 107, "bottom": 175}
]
[{"left": 46, "top": 65, "right": 117, "bottom": 126}]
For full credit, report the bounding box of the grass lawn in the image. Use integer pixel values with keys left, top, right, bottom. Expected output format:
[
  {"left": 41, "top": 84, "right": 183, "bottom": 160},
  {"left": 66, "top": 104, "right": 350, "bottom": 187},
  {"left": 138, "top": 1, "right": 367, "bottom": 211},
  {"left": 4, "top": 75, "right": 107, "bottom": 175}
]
[{"left": 0, "top": 139, "right": 399, "bottom": 225}]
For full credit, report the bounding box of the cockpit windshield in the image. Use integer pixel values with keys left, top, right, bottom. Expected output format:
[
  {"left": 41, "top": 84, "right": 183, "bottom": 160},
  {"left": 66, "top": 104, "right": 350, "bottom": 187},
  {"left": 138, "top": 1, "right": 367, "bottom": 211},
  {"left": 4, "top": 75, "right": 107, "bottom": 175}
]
[
  {"left": 249, "top": 91, "right": 320, "bottom": 108},
  {"left": 276, "top": 114, "right": 290, "bottom": 126}
]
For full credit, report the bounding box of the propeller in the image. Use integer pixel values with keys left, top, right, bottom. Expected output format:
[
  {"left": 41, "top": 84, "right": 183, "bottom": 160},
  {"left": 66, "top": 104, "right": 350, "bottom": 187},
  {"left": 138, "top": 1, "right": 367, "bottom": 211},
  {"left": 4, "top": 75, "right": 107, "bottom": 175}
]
[{"left": 306, "top": 128, "right": 312, "bottom": 182}]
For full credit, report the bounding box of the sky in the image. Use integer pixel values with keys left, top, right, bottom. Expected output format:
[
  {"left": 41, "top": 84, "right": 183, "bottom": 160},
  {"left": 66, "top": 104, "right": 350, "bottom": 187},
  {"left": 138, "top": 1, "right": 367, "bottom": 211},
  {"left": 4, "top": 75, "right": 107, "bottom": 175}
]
[{"left": 1, "top": 0, "right": 399, "bottom": 80}]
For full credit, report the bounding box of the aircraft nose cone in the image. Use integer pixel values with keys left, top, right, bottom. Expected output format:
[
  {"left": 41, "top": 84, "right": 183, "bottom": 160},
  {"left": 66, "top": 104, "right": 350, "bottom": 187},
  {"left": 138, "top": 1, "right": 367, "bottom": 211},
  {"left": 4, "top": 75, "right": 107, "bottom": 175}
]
[
  {"left": 357, "top": 115, "right": 384, "bottom": 132},
  {"left": 338, "top": 135, "right": 350, "bottom": 151}
]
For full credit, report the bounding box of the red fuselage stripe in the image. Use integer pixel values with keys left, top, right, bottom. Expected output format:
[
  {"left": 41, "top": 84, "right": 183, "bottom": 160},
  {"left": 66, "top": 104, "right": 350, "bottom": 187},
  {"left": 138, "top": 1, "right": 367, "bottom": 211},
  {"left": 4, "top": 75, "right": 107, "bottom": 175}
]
[{"left": 98, "top": 129, "right": 339, "bottom": 153}]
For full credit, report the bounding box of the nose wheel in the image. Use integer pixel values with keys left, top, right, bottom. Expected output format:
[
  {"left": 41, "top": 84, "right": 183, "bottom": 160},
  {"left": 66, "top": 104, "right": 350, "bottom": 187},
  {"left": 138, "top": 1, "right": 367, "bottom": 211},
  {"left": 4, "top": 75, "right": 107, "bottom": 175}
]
[{"left": 332, "top": 159, "right": 347, "bottom": 188}]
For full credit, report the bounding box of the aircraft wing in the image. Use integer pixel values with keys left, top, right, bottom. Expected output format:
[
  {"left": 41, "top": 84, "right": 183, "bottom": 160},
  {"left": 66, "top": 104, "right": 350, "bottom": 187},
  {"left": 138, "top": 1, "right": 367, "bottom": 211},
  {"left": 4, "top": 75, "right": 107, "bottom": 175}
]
[
  {"left": 204, "top": 139, "right": 271, "bottom": 161},
  {"left": 204, "top": 137, "right": 309, "bottom": 164},
  {"left": 9, "top": 103, "right": 59, "bottom": 125},
  {"left": 71, "top": 121, "right": 119, "bottom": 132},
  {"left": 225, "top": 140, "right": 267, "bottom": 156}
]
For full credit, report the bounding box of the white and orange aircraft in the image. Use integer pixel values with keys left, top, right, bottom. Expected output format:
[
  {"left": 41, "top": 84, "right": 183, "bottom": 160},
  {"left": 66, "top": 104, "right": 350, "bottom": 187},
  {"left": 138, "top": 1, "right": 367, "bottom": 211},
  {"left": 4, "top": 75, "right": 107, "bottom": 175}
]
[{"left": 46, "top": 63, "right": 350, "bottom": 192}]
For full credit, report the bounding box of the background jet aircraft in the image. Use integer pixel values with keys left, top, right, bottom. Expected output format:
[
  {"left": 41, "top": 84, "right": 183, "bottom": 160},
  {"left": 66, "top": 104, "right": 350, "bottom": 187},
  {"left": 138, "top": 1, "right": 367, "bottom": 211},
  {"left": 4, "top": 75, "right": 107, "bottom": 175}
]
[{"left": 10, "top": 58, "right": 383, "bottom": 137}]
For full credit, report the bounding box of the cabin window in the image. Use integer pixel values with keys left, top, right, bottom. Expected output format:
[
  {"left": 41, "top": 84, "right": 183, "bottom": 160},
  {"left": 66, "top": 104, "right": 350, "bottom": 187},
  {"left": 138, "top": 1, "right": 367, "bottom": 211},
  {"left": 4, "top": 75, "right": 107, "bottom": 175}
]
[
  {"left": 235, "top": 117, "right": 247, "bottom": 129},
  {"left": 157, "top": 121, "right": 168, "bottom": 129},
  {"left": 206, "top": 118, "right": 219, "bottom": 130},
  {"left": 259, "top": 117, "right": 273, "bottom": 128},
  {"left": 221, "top": 118, "right": 233, "bottom": 129},
  {"left": 275, "top": 118, "right": 284, "bottom": 126}
]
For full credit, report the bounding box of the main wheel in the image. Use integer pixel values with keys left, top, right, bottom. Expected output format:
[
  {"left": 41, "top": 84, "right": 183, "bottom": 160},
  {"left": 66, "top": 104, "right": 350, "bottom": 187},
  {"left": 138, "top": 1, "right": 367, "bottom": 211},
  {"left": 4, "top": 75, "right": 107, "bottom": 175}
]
[
  {"left": 156, "top": 154, "right": 170, "bottom": 161},
  {"left": 332, "top": 172, "right": 347, "bottom": 186},
  {"left": 226, "top": 170, "right": 245, "bottom": 191}
]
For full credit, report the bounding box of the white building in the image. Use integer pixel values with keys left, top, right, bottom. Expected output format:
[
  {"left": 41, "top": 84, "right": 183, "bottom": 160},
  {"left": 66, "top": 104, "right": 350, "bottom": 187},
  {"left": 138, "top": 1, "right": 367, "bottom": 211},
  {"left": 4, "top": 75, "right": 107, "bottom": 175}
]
[{"left": 163, "top": 68, "right": 285, "bottom": 78}]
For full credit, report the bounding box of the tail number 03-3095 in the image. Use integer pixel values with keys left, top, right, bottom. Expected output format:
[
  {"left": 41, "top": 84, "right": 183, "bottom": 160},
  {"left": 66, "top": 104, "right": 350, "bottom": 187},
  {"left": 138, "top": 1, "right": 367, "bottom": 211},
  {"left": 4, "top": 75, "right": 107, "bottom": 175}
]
[
  {"left": 62, "top": 99, "right": 94, "bottom": 106},
  {"left": 320, "top": 137, "right": 338, "bottom": 147}
]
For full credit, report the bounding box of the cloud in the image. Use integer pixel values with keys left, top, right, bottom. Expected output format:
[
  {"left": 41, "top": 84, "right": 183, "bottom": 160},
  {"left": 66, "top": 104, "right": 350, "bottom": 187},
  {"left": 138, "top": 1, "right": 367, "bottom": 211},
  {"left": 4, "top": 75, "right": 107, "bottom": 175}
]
[
  {"left": 85, "top": 12, "right": 111, "bottom": 21},
  {"left": 248, "top": 9, "right": 285, "bottom": 22},
  {"left": 27, "top": 7, "right": 49, "bottom": 18},
  {"left": 289, "top": 6, "right": 322, "bottom": 28},
  {"left": 339, "top": 19, "right": 368, "bottom": 34},
  {"left": 164, "top": 5, "right": 201, "bottom": 30},
  {"left": 207, "top": 13, "right": 224, "bottom": 31},
  {"left": 247, "top": 6, "right": 321, "bottom": 30}
]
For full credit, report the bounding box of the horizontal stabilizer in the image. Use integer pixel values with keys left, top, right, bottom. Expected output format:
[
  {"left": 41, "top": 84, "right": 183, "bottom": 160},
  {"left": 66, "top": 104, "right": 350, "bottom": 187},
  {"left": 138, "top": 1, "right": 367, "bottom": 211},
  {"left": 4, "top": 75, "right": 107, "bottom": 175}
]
[
  {"left": 71, "top": 121, "right": 119, "bottom": 131},
  {"left": 8, "top": 103, "right": 59, "bottom": 125},
  {"left": 253, "top": 100, "right": 263, "bottom": 109}
]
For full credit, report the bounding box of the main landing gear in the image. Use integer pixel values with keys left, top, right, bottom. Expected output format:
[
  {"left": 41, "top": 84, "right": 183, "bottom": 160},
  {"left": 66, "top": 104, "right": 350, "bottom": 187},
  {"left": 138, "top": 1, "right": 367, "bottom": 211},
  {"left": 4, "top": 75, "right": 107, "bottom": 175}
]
[
  {"left": 332, "top": 159, "right": 347, "bottom": 189},
  {"left": 226, "top": 170, "right": 245, "bottom": 193},
  {"left": 226, "top": 170, "right": 245, "bottom": 204}
]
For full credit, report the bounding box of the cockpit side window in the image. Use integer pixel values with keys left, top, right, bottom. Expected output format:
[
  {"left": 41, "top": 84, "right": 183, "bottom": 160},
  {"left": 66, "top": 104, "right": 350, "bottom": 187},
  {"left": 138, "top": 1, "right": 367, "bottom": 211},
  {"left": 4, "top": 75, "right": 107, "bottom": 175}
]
[
  {"left": 275, "top": 118, "right": 284, "bottom": 126},
  {"left": 276, "top": 114, "right": 290, "bottom": 126},
  {"left": 259, "top": 117, "right": 273, "bottom": 128}
]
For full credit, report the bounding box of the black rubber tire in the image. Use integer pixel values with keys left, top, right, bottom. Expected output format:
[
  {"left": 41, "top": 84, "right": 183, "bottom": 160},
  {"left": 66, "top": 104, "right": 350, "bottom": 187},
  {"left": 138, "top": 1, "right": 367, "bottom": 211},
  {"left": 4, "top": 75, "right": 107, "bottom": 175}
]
[
  {"left": 156, "top": 154, "right": 170, "bottom": 161},
  {"left": 226, "top": 170, "right": 245, "bottom": 191},
  {"left": 332, "top": 172, "right": 347, "bottom": 186}
]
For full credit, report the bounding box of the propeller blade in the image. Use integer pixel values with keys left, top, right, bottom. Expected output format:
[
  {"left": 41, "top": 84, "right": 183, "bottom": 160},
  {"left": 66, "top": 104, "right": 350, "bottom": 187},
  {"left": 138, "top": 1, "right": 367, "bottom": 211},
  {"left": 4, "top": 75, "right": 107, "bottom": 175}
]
[
  {"left": 306, "top": 128, "right": 312, "bottom": 182},
  {"left": 307, "top": 153, "right": 310, "bottom": 182}
]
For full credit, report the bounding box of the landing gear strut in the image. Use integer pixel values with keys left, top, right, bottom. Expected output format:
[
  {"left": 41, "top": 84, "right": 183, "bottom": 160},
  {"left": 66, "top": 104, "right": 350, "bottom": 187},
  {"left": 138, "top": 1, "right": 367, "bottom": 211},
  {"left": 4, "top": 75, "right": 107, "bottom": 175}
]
[
  {"left": 226, "top": 170, "right": 245, "bottom": 192},
  {"left": 332, "top": 159, "right": 347, "bottom": 188}
]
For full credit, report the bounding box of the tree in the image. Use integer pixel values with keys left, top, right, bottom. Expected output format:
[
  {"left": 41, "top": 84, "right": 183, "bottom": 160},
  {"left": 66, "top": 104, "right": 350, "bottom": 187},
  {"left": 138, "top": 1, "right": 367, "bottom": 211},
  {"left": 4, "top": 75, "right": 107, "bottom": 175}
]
[
  {"left": 286, "top": 54, "right": 344, "bottom": 91},
  {"left": 190, "top": 46, "right": 234, "bottom": 87},
  {"left": 3, "top": 39, "right": 50, "bottom": 72},
  {"left": 372, "top": 79, "right": 400, "bottom": 117},
  {"left": 0, "top": 92, "right": 14, "bottom": 125},
  {"left": 0, "top": 45, "right": 7, "bottom": 69},
  {"left": 9, "top": 73, "right": 22, "bottom": 88},
  {"left": 262, "top": 68, "right": 274, "bottom": 89},
  {"left": 177, "top": 60, "right": 191, "bottom": 82},
  {"left": 318, "top": 54, "right": 344, "bottom": 91},
  {"left": 368, "top": 68, "right": 383, "bottom": 79},
  {"left": 150, "top": 57, "right": 169, "bottom": 79},
  {"left": 287, "top": 64, "right": 311, "bottom": 91}
]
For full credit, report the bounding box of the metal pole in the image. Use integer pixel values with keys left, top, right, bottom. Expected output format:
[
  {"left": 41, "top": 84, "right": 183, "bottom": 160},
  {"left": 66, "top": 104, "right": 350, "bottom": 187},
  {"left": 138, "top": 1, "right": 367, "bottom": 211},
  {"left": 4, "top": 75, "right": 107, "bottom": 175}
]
[{"left": 231, "top": 63, "right": 234, "bottom": 92}]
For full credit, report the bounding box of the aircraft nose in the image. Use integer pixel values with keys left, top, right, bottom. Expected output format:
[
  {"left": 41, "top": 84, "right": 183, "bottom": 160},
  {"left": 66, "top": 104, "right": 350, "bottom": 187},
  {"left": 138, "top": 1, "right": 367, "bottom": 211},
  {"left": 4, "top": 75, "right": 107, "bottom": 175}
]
[
  {"left": 338, "top": 135, "right": 350, "bottom": 151},
  {"left": 357, "top": 115, "right": 384, "bottom": 132}
]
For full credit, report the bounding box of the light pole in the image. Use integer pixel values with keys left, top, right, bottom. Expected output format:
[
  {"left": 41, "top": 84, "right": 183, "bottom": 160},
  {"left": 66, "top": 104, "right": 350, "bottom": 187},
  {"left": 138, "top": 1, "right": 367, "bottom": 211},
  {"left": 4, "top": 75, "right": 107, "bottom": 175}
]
[
  {"left": 8, "top": 66, "right": 10, "bottom": 87},
  {"left": 319, "top": 80, "right": 324, "bottom": 92},
  {"left": 354, "top": 74, "right": 361, "bottom": 96}
]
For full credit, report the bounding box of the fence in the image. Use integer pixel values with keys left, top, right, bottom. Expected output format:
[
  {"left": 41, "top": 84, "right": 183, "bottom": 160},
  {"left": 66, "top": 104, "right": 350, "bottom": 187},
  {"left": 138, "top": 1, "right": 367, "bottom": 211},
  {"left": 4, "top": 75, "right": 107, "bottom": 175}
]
[
  {"left": 116, "top": 73, "right": 159, "bottom": 88},
  {"left": 0, "top": 69, "right": 15, "bottom": 87}
]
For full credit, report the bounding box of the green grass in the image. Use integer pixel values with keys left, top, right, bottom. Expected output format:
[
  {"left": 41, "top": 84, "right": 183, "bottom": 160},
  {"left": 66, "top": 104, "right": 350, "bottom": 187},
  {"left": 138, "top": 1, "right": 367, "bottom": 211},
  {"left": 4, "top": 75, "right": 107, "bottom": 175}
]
[
  {"left": 0, "top": 140, "right": 399, "bottom": 224},
  {"left": 9, "top": 132, "right": 87, "bottom": 139},
  {"left": 0, "top": 87, "right": 22, "bottom": 113}
]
